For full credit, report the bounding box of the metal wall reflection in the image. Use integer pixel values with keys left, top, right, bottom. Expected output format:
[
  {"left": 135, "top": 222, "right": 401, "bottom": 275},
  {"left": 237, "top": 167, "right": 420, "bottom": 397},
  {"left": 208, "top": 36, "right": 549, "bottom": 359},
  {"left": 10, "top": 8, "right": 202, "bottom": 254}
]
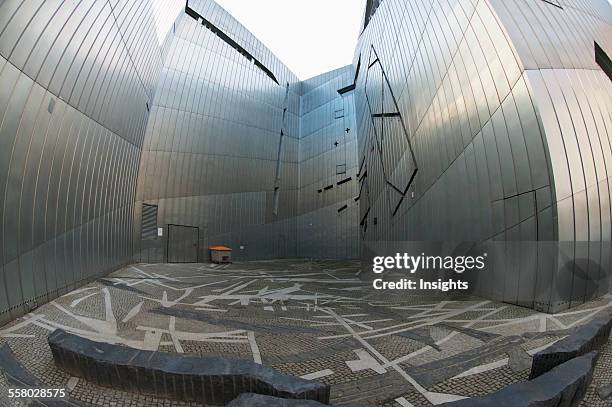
[
  {"left": 355, "top": 0, "right": 611, "bottom": 312},
  {"left": 297, "top": 67, "right": 360, "bottom": 259},
  {"left": 135, "top": 0, "right": 302, "bottom": 262},
  {"left": 0, "top": 0, "right": 176, "bottom": 324},
  {"left": 1, "top": 0, "right": 609, "bottom": 323},
  {"left": 135, "top": 1, "right": 361, "bottom": 262}
]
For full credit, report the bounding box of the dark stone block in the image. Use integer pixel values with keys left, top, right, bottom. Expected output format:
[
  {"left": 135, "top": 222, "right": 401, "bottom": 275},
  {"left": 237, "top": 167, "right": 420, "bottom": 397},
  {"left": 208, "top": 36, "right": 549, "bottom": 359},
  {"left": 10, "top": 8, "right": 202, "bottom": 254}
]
[
  {"left": 48, "top": 329, "right": 330, "bottom": 405},
  {"left": 226, "top": 393, "right": 374, "bottom": 406},
  {"left": 433, "top": 351, "right": 598, "bottom": 407},
  {"left": 530, "top": 313, "right": 612, "bottom": 379}
]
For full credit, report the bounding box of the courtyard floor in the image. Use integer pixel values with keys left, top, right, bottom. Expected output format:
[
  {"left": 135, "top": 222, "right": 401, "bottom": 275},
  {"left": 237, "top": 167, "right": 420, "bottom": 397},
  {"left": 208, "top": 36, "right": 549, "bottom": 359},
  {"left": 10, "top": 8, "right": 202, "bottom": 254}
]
[{"left": 0, "top": 260, "right": 610, "bottom": 406}]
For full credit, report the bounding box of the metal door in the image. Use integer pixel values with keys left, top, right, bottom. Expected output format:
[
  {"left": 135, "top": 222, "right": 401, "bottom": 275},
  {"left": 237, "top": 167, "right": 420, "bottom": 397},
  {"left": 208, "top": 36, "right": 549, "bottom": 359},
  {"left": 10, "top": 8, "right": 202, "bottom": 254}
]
[{"left": 167, "top": 224, "right": 199, "bottom": 263}]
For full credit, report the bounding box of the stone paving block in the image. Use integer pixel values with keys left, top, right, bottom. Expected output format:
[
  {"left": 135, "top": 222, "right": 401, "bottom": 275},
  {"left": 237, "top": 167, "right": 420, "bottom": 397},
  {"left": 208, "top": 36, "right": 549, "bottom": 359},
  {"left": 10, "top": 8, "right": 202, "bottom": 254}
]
[
  {"left": 226, "top": 392, "right": 374, "bottom": 406},
  {"left": 596, "top": 383, "right": 612, "bottom": 400},
  {"left": 530, "top": 313, "right": 612, "bottom": 379},
  {"left": 48, "top": 329, "right": 330, "bottom": 405},
  {"left": 433, "top": 351, "right": 598, "bottom": 407}
]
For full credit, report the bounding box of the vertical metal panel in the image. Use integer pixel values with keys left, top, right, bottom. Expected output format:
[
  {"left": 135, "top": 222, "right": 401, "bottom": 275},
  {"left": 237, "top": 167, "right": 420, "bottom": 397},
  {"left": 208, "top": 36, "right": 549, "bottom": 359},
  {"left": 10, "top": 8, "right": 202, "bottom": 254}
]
[
  {"left": 356, "top": 0, "right": 611, "bottom": 312},
  {"left": 0, "top": 0, "right": 166, "bottom": 323}
]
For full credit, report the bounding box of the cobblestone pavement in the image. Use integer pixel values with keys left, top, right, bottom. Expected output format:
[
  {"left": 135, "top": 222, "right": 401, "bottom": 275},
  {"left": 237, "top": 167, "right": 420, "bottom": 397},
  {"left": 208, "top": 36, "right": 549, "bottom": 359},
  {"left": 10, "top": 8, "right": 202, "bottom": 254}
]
[{"left": 0, "top": 260, "right": 610, "bottom": 406}]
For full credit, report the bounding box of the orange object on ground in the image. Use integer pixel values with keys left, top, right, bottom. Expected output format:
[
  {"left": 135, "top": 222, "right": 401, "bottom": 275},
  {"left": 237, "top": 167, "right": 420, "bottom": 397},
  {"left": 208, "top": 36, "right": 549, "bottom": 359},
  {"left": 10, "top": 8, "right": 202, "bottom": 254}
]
[
  {"left": 209, "top": 246, "right": 232, "bottom": 263},
  {"left": 208, "top": 246, "right": 232, "bottom": 251}
]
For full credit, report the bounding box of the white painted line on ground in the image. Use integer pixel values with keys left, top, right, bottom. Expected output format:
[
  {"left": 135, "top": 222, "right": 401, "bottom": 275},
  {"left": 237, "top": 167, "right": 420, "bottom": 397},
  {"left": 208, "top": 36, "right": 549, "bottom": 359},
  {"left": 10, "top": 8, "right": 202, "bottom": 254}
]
[
  {"left": 122, "top": 301, "right": 143, "bottom": 323},
  {"left": 346, "top": 349, "right": 386, "bottom": 374},
  {"left": 66, "top": 377, "right": 79, "bottom": 391},
  {"left": 395, "top": 397, "right": 414, "bottom": 407},
  {"left": 70, "top": 292, "right": 98, "bottom": 308},
  {"left": 301, "top": 369, "right": 334, "bottom": 380},
  {"left": 169, "top": 317, "right": 184, "bottom": 353},
  {"left": 248, "top": 332, "right": 262, "bottom": 364}
]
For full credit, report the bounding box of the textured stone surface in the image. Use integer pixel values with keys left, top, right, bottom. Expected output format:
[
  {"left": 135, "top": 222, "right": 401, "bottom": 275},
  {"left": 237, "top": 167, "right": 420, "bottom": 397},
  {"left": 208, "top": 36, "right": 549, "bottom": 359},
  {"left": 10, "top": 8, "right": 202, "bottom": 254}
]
[
  {"left": 0, "top": 344, "right": 39, "bottom": 388},
  {"left": 151, "top": 307, "right": 322, "bottom": 334},
  {"left": 530, "top": 314, "right": 612, "bottom": 379},
  {"left": 0, "top": 344, "right": 84, "bottom": 406},
  {"left": 578, "top": 337, "right": 612, "bottom": 406},
  {"left": 406, "top": 336, "right": 525, "bottom": 387},
  {"left": 0, "top": 261, "right": 609, "bottom": 406},
  {"left": 596, "top": 383, "right": 612, "bottom": 400},
  {"left": 226, "top": 393, "right": 374, "bottom": 406},
  {"left": 507, "top": 346, "right": 533, "bottom": 373},
  {"left": 48, "top": 329, "right": 330, "bottom": 405},
  {"left": 434, "top": 352, "right": 598, "bottom": 407},
  {"left": 438, "top": 324, "right": 501, "bottom": 343}
]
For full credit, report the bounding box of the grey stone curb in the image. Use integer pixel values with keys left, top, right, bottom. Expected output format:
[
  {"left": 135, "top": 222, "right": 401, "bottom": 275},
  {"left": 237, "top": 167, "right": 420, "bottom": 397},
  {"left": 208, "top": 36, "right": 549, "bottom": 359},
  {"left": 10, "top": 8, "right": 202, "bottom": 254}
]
[
  {"left": 530, "top": 313, "right": 612, "bottom": 379},
  {"left": 47, "top": 329, "right": 329, "bottom": 405}
]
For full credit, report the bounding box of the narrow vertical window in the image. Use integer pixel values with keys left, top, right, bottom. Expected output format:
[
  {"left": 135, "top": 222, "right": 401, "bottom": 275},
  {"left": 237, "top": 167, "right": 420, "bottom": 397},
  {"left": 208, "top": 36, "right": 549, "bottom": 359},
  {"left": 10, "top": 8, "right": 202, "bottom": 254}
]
[{"left": 595, "top": 42, "right": 612, "bottom": 81}]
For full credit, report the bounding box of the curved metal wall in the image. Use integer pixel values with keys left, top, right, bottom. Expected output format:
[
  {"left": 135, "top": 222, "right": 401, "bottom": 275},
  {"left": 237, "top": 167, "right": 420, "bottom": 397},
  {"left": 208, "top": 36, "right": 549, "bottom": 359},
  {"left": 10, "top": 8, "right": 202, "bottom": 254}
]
[
  {"left": 135, "top": 0, "right": 303, "bottom": 261},
  {"left": 2, "top": 0, "right": 607, "bottom": 320},
  {"left": 354, "top": 0, "right": 611, "bottom": 312},
  {"left": 0, "top": 0, "right": 176, "bottom": 324}
]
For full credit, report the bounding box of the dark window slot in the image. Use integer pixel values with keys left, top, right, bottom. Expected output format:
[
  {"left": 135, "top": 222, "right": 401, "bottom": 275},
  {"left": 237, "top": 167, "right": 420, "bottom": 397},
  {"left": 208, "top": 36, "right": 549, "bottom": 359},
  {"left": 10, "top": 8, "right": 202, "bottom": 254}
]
[
  {"left": 357, "top": 157, "right": 365, "bottom": 177},
  {"left": 595, "top": 41, "right": 612, "bottom": 82},
  {"left": 338, "top": 55, "right": 361, "bottom": 95},
  {"left": 541, "top": 0, "right": 563, "bottom": 9},
  {"left": 186, "top": 2, "right": 278, "bottom": 85},
  {"left": 337, "top": 177, "right": 352, "bottom": 185},
  {"left": 337, "top": 204, "right": 348, "bottom": 213},
  {"left": 318, "top": 189, "right": 323, "bottom": 193},
  {"left": 363, "top": 0, "right": 382, "bottom": 30},
  {"left": 273, "top": 187, "right": 280, "bottom": 216},
  {"left": 372, "top": 112, "right": 400, "bottom": 118},
  {"left": 354, "top": 55, "right": 361, "bottom": 83},
  {"left": 354, "top": 195, "right": 360, "bottom": 202},
  {"left": 337, "top": 83, "right": 356, "bottom": 95},
  {"left": 185, "top": 5, "right": 199, "bottom": 20},
  {"left": 323, "top": 184, "right": 334, "bottom": 191},
  {"left": 360, "top": 207, "right": 370, "bottom": 226}
]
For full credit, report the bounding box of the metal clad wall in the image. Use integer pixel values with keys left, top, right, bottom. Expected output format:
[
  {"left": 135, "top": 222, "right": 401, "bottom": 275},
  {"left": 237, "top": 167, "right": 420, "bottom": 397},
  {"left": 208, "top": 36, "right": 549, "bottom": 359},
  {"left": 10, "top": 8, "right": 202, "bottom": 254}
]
[
  {"left": 489, "top": 0, "right": 612, "bottom": 311},
  {"left": 355, "top": 0, "right": 611, "bottom": 312},
  {"left": 297, "top": 66, "right": 360, "bottom": 259},
  {"left": 3, "top": 0, "right": 606, "bottom": 320},
  {"left": 0, "top": 0, "right": 170, "bottom": 324},
  {"left": 135, "top": 0, "right": 302, "bottom": 262}
]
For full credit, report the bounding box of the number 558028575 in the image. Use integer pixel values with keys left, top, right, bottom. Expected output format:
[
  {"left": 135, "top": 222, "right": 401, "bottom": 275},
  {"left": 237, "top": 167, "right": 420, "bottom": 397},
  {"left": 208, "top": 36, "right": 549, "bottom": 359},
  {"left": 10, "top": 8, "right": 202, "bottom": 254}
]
[{"left": 7, "top": 388, "right": 66, "bottom": 398}]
